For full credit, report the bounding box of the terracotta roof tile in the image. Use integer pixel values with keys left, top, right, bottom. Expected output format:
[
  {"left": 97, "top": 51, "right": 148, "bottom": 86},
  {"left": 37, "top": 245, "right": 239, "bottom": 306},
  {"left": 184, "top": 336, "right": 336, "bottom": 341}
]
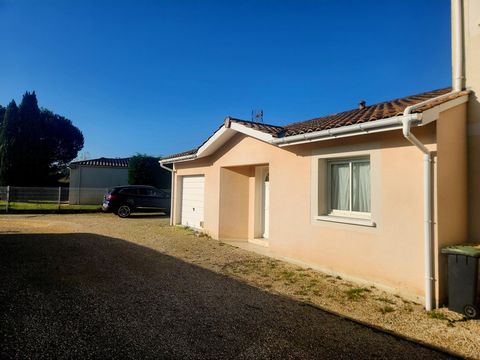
[
  {"left": 282, "top": 88, "right": 467, "bottom": 136},
  {"left": 228, "top": 118, "right": 285, "bottom": 137},
  {"left": 70, "top": 157, "right": 130, "bottom": 167}
]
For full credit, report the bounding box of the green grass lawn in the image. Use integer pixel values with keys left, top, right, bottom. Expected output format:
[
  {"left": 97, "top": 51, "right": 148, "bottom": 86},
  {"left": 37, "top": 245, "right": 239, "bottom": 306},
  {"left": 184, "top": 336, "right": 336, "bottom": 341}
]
[{"left": 0, "top": 201, "right": 101, "bottom": 212}]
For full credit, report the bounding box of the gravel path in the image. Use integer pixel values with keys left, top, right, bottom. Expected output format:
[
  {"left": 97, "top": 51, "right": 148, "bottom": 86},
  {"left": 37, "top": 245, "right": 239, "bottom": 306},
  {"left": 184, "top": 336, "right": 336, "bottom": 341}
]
[{"left": 0, "top": 215, "right": 458, "bottom": 359}]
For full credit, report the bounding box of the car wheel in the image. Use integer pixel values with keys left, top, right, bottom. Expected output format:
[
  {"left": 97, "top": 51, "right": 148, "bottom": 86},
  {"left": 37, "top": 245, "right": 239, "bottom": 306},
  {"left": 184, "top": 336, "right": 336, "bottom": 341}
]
[{"left": 117, "top": 205, "right": 131, "bottom": 218}]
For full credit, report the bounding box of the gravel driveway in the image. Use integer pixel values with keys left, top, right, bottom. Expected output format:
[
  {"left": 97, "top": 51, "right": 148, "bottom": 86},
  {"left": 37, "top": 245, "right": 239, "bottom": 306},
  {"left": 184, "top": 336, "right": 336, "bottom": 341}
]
[{"left": 0, "top": 214, "right": 460, "bottom": 359}]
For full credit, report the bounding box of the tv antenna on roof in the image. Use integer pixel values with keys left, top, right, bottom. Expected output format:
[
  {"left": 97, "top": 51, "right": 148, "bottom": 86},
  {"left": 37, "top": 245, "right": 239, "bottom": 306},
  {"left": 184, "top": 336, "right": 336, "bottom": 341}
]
[{"left": 251, "top": 109, "right": 264, "bottom": 123}]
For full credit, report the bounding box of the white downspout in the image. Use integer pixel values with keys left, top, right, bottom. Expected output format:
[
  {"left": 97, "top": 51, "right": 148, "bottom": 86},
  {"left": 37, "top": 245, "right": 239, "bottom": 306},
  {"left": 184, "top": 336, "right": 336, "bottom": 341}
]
[
  {"left": 401, "top": 115, "right": 434, "bottom": 311},
  {"left": 400, "top": 0, "right": 464, "bottom": 311},
  {"left": 453, "top": 0, "right": 464, "bottom": 91},
  {"left": 159, "top": 161, "right": 175, "bottom": 226}
]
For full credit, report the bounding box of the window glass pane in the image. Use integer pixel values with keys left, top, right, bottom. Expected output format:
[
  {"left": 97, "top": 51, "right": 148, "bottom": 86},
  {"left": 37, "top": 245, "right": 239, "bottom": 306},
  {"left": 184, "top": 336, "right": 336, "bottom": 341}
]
[
  {"left": 148, "top": 189, "right": 156, "bottom": 196},
  {"left": 138, "top": 188, "right": 150, "bottom": 196},
  {"left": 331, "top": 163, "right": 350, "bottom": 211},
  {"left": 352, "top": 161, "right": 371, "bottom": 212},
  {"left": 120, "top": 188, "right": 137, "bottom": 195}
]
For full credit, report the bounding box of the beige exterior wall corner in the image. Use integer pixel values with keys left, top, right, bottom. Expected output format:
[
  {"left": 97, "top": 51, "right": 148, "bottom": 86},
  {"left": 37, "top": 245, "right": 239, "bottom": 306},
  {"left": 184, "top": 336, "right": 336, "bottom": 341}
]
[
  {"left": 435, "top": 103, "right": 468, "bottom": 305},
  {"left": 453, "top": 0, "right": 480, "bottom": 241}
]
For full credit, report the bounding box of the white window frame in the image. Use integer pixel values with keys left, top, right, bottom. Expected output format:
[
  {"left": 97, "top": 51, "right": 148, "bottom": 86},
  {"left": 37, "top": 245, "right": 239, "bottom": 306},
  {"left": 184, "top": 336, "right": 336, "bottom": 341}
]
[{"left": 326, "top": 157, "right": 371, "bottom": 220}]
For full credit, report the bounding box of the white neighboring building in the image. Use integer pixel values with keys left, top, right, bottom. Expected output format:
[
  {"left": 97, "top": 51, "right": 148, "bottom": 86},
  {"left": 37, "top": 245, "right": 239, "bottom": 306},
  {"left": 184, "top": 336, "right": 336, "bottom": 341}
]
[{"left": 68, "top": 157, "right": 129, "bottom": 205}]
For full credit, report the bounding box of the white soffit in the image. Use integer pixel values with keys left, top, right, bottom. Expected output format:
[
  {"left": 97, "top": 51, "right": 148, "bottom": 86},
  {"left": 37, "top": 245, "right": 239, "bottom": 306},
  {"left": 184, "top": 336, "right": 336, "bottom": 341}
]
[
  {"left": 420, "top": 95, "right": 469, "bottom": 125},
  {"left": 195, "top": 122, "right": 274, "bottom": 158},
  {"left": 230, "top": 122, "right": 275, "bottom": 143},
  {"left": 196, "top": 126, "right": 236, "bottom": 158}
]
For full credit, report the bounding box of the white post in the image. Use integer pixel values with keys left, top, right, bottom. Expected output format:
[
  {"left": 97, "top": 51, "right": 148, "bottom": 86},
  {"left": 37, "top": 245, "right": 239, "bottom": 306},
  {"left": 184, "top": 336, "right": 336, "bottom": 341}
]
[
  {"left": 5, "top": 186, "right": 9, "bottom": 213},
  {"left": 58, "top": 187, "right": 62, "bottom": 210}
]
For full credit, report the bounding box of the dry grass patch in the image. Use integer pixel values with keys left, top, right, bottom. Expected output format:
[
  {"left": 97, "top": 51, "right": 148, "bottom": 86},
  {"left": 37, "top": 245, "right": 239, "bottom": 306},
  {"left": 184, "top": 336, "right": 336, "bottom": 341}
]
[
  {"left": 379, "top": 305, "right": 396, "bottom": 314},
  {"left": 376, "top": 296, "right": 396, "bottom": 304},
  {"left": 345, "top": 287, "right": 371, "bottom": 301}
]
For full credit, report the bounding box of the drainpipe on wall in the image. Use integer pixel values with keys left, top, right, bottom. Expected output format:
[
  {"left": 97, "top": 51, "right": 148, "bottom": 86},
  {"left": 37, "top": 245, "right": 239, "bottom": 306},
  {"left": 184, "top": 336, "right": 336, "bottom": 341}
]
[
  {"left": 453, "top": 0, "right": 464, "bottom": 92},
  {"left": 401, "top": 115, "right": 434, "bottom": 311},
  {"left": 399, "top": 0, "right": 465, "bottom": 311},
  {"left": 159, "top": 161, "right": 174, "bottom": 226},
  {"left": 402, "top": 103, "right": 461, "bottom": 312}
]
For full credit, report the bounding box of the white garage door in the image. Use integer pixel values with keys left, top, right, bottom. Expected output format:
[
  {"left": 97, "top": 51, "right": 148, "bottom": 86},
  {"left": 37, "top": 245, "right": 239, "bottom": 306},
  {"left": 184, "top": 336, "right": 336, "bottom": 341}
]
[{"left": 181, "top": 176, "right": 205, "bottom": 229}]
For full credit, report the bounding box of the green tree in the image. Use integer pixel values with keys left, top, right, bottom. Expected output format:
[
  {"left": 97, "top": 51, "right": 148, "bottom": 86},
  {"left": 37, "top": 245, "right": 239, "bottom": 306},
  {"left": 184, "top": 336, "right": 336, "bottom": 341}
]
[
  {"left": 0, "top": 92, "right": 84, "bottom": 186},
  {"left": 41, "top": 109, "right": 84, "bottom": 182},
  {"left": 17, "top": 92, "right": 45, "bottom": 184},
  {"left": 0, "top": 101, "right": 19, "bottom": 185},
  {"left": 0, "top": 105, "right": 5, "bottom": 126},
  {"left": 128, "top": 154, "right": 171, "bottom": 189}
]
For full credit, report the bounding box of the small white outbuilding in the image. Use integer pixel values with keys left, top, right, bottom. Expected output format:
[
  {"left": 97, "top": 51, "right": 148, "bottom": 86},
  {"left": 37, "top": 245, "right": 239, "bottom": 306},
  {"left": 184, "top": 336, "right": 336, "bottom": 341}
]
[{"left": 68, "top": 157, "right": 129, "bottom": 205}]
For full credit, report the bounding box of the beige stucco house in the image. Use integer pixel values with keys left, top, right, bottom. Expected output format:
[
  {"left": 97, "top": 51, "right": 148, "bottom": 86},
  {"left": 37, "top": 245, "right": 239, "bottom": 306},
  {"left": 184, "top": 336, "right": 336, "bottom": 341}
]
[{"left": 161, "top": 0, "right": 479, "bottom": 310}]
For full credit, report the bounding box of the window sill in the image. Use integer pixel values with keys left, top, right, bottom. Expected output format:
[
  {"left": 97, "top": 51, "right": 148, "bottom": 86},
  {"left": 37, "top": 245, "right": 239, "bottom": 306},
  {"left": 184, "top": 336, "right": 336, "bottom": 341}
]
[{"left": 316, "top": 215, "right": 376, "bottom": 227}]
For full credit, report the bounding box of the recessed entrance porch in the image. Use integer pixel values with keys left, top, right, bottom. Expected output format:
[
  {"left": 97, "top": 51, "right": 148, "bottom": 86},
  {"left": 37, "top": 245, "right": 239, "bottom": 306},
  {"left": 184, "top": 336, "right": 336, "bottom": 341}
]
[{"left": 218, "top": 164, "right": 269, "bottom": 245}]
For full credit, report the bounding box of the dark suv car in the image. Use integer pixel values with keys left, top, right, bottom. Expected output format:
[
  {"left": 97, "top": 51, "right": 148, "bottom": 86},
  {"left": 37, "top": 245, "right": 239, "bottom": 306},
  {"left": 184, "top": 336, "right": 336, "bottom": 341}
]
[{"left": 102, "top": 185, "right": 171, "bottom": 218}]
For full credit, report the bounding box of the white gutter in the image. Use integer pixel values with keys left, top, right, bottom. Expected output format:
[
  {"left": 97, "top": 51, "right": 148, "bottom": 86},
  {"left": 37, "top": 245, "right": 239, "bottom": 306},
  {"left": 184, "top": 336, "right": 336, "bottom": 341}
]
[
  {"left": 159, "top": 161, "right": 175, "bottom": 226},
  {"left": 272, "top": 114, "right": 422, "bottom": 147},
  {"left": 160, "top": 154, "right": 197, "bottom": 164}
]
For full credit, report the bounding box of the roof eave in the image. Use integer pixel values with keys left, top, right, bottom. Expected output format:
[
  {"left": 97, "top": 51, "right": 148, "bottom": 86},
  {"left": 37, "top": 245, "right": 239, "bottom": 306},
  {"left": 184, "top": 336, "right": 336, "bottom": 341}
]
[
  {"left": 160, "top": 154, "right": 197, "bottom": 164},
  {"left": 161, "top": 122, "right": 275, "bottom": 164},
  {"left": 273, "top": 93, "right": 469, "bottom": 147},
  {"left": 160, "top": 91, "right": 470, "bottom": 160},
  {"left": 418, "top": 92, "right": 469, "bottom": 125},
  {"left": 272, "top": 114, "right": 423, "bottom": 147}
]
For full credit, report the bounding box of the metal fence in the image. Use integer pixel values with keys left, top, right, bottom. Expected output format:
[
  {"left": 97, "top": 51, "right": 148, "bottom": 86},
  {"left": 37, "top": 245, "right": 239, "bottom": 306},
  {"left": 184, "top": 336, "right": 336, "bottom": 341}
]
[
  {"left": 0, "top": 186, "right": 107, "bottom": 212},
  {"left": 67, "top": 187, "right": 110, "bottom": 205}
]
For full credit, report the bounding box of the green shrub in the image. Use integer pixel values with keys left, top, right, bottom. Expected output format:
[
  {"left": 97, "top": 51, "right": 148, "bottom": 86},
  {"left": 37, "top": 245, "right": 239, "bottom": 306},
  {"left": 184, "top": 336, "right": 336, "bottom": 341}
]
[
  {"left": 344, "top": 287, "right": 370, "bottom": 301},
  {"left": 427, "top": 310, "right": 448, "bottom": 320}
]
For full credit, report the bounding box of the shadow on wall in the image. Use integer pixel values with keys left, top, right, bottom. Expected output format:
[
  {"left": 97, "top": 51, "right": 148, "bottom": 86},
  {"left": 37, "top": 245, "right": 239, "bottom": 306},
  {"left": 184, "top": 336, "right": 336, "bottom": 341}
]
[
  {"left": 0, "top": 232, "right": 453, "bottom": 359},
  {"left": 468, "top": 92, "right": 480, "bottom": 242}
]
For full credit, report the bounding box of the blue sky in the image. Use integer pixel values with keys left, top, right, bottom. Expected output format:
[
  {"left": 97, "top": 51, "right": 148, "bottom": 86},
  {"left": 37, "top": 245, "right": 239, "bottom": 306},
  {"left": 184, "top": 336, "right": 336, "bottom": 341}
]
[{"left": 0, "top": 0, "right": 451, "bottom": 159}]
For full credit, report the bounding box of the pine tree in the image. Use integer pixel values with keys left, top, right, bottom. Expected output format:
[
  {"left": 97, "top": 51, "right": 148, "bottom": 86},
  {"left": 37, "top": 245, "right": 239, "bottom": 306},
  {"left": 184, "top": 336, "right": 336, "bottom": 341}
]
[
  {"left": 0, "top": 105, "right": 5, "bottom": 126},
  {"left": 0, "top": 101, "right": 19, "bottom": 185},
  {"left": 0, "top": 92, "right": 84, "bottom": 186},
  {"left": 18, "top": 91, "right": 44, "bottom": 184}
]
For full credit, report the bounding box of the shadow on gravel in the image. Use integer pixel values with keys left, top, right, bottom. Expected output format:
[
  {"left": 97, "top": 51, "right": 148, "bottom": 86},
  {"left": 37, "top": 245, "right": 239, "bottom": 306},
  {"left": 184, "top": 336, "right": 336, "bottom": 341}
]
[{"left": 0, "top": 233, "right": 457, "bottom": 359}]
